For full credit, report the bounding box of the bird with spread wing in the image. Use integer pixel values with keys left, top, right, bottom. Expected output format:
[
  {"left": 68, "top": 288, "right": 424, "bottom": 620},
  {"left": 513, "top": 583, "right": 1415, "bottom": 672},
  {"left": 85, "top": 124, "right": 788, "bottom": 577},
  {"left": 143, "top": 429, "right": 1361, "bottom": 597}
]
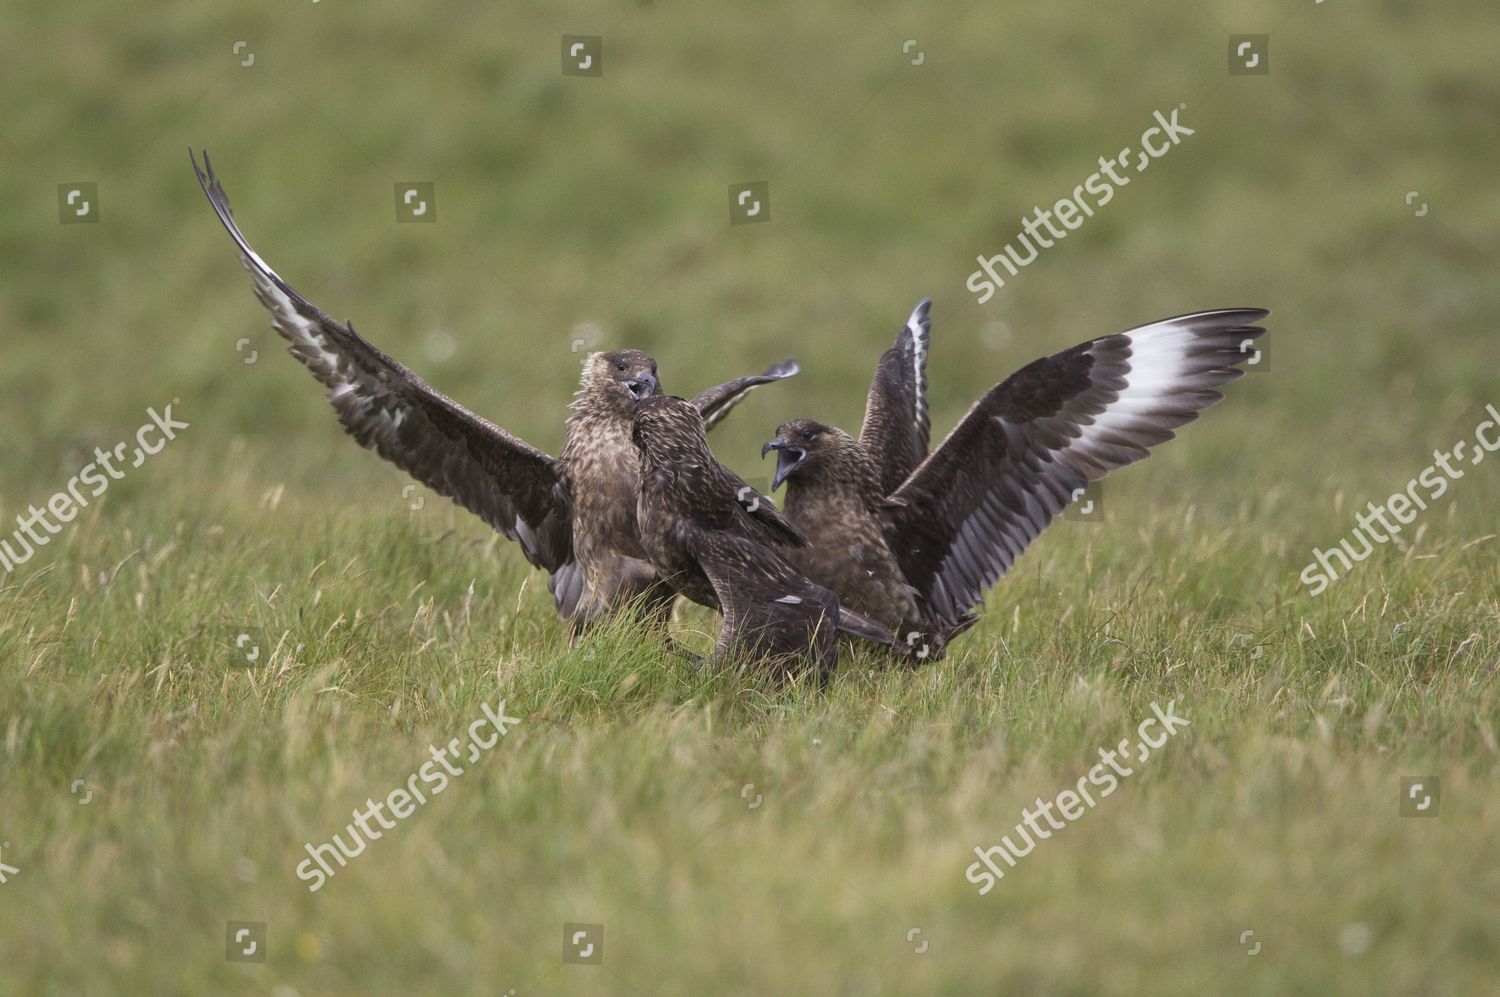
[
  {"left": 763, "top": 300, "right": 1268, "bottom": 662},
  {"left": 630, "top": 395, "right": 893, "bottom": 675},
  {"left": 191, "top": 149, "right": 798, "bottom": 630}
]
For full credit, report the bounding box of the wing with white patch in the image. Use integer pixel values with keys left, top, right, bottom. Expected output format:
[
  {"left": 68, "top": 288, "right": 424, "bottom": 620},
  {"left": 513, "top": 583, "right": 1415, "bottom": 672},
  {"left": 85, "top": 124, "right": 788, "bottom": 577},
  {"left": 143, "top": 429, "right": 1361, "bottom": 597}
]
[
  {"left": 887, "top": 308, "right": 1268, "bottom": 628},
  {"left": 691, "top": 359, "right": 800, "bottom": 432},
  {"left": 191, "top": 149, "right": 572, "bottom": 576},
  {"left": 859, "top": 299, "right": 932, "bottom": 495}
]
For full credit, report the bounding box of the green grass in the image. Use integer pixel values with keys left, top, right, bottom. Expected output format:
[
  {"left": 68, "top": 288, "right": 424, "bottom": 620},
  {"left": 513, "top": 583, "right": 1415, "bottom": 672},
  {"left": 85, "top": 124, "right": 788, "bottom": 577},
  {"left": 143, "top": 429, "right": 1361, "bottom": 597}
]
[{"left": 2, "top": 0, "right": 1498, "bottom": 994}]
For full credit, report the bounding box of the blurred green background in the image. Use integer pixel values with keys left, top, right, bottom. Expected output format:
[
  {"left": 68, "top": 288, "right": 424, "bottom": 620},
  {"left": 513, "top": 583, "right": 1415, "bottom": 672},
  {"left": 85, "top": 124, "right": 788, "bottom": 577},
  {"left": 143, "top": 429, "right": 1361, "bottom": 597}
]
[
  {"left": 1, "top": 0, "right": 1497, "bottom": 994},
  {"left": 3, "top": 0, "right": 1494, "bottom": 492}
]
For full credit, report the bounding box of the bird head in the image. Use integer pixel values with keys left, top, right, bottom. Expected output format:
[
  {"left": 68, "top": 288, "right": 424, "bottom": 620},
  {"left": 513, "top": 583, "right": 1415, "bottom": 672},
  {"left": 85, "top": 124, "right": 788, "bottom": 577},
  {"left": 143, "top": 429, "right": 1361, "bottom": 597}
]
[
  {"left": 762, "top": 419, "right": 853, "bottom": 490},
  {"left": 581, "top": 349, "right": 661, "bottom": 410},
  {"left": 630, "top": 394, "right": 708, "bottom": 467}
]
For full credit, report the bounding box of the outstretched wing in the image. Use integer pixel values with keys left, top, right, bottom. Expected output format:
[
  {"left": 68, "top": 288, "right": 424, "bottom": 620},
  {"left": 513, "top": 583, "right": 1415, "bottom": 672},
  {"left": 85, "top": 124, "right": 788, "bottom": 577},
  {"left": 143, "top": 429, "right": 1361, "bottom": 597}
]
[
  {"left": 887, "top": 308, "right": 1268, "bottom": 629},
  {"left": 859, "top": 299, "right": 932, "bottom": 495},
  {"left": 192, "top": 149, "right": 572, "bottom": 575},
  {"left": 692, "top": 359, "right": 801, "bottom": 432}
]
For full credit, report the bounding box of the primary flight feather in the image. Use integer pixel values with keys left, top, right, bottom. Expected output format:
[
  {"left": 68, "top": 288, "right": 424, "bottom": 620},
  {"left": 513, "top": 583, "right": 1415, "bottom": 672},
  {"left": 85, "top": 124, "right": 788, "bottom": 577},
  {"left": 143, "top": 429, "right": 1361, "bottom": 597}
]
[
  {"left": 191, "top": 149, "right": 798, "bottom": 629},
  {"left": 764, "top": 302, "right": 1269, "bottom": 662}
]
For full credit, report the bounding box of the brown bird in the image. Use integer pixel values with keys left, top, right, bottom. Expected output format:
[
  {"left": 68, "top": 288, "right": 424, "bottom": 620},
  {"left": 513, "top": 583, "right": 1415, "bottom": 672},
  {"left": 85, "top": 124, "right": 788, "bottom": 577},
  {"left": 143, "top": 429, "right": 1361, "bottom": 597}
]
[
  {"left": 764, "top": 304, "right": 1269, "bottom": 662},
  {"left": 630, "top": 395, "right": 893, "bottom": 674},
  {"left": 191, "top": 149, "right": 798, "bottom": 628}
]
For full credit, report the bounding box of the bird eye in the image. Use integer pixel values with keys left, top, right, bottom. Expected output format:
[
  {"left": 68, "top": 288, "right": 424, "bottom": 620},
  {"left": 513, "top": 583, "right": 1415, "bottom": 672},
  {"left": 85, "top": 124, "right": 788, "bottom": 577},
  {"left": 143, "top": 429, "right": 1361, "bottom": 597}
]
[
  {"left": 615, "top": 362, "right": 628, "bottom": 373},
  {"left": 800, "top": 430, "right": 815, "bottom": 442}
]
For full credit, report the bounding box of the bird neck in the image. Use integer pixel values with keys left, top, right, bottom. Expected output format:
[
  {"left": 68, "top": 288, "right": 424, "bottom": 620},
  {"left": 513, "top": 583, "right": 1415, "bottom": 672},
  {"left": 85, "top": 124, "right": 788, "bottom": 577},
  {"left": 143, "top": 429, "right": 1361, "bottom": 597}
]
[
  {"left": 563, "top": 397, "right": 632, "bottom": 460},
  {"left": 786, "top": 445, "right": 883, "bottom": 509},
  {"left": 567, "top": 380, "right": 633, "bottom": 424}
]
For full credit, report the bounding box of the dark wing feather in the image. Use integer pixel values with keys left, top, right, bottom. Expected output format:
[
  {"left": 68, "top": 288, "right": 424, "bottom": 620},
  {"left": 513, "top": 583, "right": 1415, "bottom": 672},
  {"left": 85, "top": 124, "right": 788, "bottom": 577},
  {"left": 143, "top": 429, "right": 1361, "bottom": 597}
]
[
  {"left": 683, "top": 524, "right": 888, "bottom": 671},
  {"left": 692, "top": 359, "right": 800, "bottom": 432},
  {"left": 546, "top": 561, "right": 588, "bottom": 620},
  {"left": 859, "top": 299, "right": 932, "bottom": 495},
  {"left": 192, "top": 149, "right": 572, "bottom": 576},
  {"left": 718, "top": 469, "right": 807, "bottom": 549},
  {"left": 887, "top": 309, "right": 1268, "bottom": 628}
]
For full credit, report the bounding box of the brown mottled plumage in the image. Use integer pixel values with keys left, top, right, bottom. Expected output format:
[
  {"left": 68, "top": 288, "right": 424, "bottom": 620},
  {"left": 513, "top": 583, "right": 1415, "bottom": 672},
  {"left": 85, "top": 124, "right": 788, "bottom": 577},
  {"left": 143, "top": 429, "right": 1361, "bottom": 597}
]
[
  {"left": 766, "top": 302, "right": 1270, "bottom": 662},
  {"left": 191, "top": 150, "right": 798, "bottom": 628},
  {"left": 630, "top": 396, "right": 892, "bottom": 674},
  {"left": 766, "top": 421, "right": 924, "bottom": 638}
]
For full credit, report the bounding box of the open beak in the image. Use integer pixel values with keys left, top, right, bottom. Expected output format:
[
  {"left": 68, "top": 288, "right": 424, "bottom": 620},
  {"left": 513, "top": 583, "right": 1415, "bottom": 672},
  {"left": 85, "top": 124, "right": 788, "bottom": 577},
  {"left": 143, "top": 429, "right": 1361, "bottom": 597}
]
[
  {"left": 761, "top": 438, "right": 806, "bottom": 490},
  {"left": 625, "top": 371, "right": 659, "bottom": 400}
]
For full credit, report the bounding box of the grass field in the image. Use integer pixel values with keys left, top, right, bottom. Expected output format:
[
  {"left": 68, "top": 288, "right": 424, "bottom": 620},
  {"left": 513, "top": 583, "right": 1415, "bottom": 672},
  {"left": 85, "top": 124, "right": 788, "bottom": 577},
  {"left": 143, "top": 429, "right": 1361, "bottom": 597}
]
[{"left": 2, "top": 0, "right": 1498, "bottom": 994}]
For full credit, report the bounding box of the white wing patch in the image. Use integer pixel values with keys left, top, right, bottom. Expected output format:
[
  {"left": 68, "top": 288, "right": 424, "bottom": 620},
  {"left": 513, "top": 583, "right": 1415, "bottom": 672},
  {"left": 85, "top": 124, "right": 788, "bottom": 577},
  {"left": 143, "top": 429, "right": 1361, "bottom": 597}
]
[
  {"left": 921, "top": 308, "right": 1265, "bottom": 625},
  {"left": 246, "top": 268, "right": 347, "bottom": 382},
  {"left": 1063, "top": 315, "right": 1215, "bottom": 464},
  {"left": 905, "top": 298, "right": 931, "bottom": 433}
]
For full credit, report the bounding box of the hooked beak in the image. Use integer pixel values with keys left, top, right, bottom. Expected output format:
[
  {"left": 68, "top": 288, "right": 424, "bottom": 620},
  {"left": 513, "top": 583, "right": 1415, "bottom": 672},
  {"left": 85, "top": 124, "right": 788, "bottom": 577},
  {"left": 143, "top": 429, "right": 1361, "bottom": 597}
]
[
  {"left": 761, "top": 438, "right": 806, "bottom": 491},
  {"left": 625, "top": 371, "right": 659, "bottom": 400}
]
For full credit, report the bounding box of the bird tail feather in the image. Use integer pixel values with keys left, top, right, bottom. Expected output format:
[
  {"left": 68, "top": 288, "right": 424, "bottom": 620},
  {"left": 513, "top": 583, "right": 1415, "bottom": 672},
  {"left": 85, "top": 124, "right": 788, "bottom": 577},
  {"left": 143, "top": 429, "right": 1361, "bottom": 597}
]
[{"left": 836, "top": 606, "right": 894, "bottom": 646}]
